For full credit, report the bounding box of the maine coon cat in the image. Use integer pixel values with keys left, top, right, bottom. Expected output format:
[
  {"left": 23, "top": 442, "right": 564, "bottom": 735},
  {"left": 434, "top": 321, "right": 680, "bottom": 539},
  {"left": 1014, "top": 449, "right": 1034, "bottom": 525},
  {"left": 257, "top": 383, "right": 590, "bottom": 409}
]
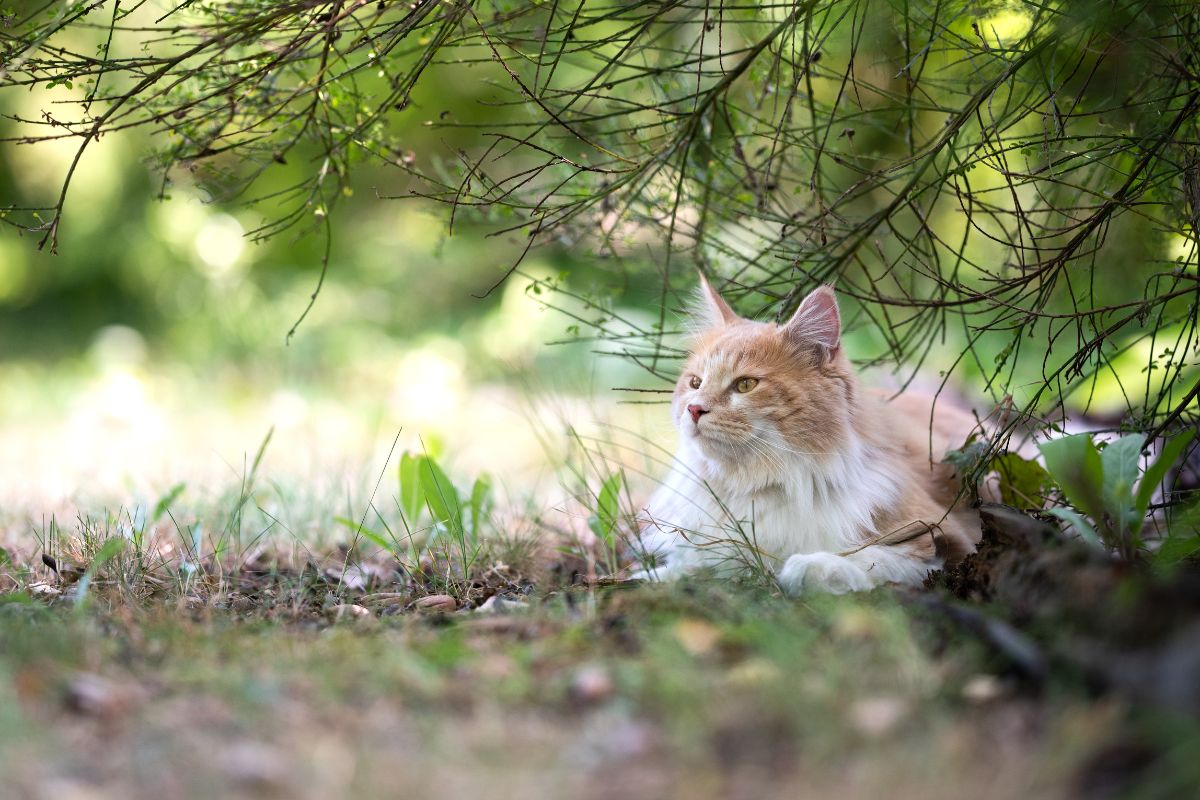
[{"left": 635, "top": 276, "right": 982, "bottom": 595}]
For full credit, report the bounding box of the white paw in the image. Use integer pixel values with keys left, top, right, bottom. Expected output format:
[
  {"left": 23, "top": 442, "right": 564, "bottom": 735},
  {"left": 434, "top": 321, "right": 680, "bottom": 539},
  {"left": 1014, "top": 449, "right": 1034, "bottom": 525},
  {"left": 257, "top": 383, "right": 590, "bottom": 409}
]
[{"left": 778, "top": 552, "right": 873, "bottom": 596}]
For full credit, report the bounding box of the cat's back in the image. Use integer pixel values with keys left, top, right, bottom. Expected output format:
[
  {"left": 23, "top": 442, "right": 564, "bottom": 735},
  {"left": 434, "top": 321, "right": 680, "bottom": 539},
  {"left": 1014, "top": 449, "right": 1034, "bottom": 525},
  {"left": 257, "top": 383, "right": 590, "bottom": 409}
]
[{"left": 870, "top": 389, "right": 979, "bottom": 466}]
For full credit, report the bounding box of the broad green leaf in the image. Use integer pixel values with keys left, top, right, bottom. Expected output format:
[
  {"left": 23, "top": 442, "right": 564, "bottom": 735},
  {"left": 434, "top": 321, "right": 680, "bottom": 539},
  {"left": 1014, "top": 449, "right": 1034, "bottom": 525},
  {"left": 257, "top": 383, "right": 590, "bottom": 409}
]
[
  {"left": 1100, "top": 434, "right": 1144, "bottom": 534},
  {"left": 1135, "top": 429, "right": 1197, "bottom": 517},
  {"left": 1038, "top": 434, "right": 1106, "bottom": 521},
  {"left": 1156, "top": 534, "right": 1200, "bottom": 570},
  {"left": 595, "top": 472, "right": 624, "bottom": 549},
  {"left": 1166, "top": 500, "right": 1200, "bottom": 537},
  {"left": 992, "top": 453, "right": 1052, "bottom": 508},
  {"left": 398, "top": 452, "right": 422, "bottom": 523},
  {"left": 419, "top": 455, "right": 461, "bottom": 532},
  {"left": 469, "top": 474, "right": 492, "bottom": 538},
  {"left": 334, "top": 516, "right": 393, "bottom": 553},
  {"left": 1046, "top": 507, "right": 1101, "bottom": 547},
  {"left": 1155, "top": 500, "right": 1200, "bottom": 570}
]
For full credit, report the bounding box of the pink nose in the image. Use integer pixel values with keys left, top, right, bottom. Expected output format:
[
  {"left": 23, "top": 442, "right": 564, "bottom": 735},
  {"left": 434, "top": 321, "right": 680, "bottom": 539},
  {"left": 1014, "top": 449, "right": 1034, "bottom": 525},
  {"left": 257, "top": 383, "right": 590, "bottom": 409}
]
[{"left": 687, "top": 404, "right": 708, "bottom": 423}]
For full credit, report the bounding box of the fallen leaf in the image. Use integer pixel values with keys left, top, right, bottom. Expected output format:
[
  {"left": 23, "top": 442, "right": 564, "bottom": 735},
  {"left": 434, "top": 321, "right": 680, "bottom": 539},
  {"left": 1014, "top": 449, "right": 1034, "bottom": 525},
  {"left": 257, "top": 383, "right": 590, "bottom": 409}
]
[
  {"left": 360, "top": 592, "right": 407, "bottom": 608},
  {"left": 414, "top": 594, "right": 457, "bottom": 613},
  {"left": 64, "top": 672, "right": 138, "bottom": 718},
  {"left": 28, "top": 581, "right": 61, "bottom": 597},
  {"left": 673, "top": 619, "right": 720, "bottom": 656},
  {"left": 725, "top": 658, "right": 782, "bottom": 686}
]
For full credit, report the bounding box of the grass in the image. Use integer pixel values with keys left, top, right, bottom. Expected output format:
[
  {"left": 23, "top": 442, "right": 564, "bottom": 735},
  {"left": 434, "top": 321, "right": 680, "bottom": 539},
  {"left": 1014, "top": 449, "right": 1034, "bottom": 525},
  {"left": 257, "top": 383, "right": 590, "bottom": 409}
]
[{"left": 1, "top": 459, "right": 1197, "bottom": 800}]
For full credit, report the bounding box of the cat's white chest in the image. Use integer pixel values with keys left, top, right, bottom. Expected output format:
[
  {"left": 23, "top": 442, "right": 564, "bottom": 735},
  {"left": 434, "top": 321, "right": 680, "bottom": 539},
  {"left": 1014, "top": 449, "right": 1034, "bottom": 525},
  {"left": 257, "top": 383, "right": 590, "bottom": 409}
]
[{"left": 638, "top": 439, "right": 892, "bottom": 573}]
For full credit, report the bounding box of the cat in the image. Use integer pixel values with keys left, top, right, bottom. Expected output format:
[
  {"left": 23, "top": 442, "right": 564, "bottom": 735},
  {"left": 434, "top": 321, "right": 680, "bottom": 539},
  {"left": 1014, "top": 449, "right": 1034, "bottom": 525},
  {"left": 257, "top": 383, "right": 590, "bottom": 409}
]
[{"left": 633, "top": 275, "right": 982, "bottom": 595}]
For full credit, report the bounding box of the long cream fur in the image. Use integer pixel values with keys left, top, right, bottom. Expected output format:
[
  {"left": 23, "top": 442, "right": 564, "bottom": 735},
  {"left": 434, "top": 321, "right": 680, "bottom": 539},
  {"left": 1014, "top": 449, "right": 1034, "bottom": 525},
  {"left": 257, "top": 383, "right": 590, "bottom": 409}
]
[{"left": 635, "top": 277, "right": 982, "bottom": 595}]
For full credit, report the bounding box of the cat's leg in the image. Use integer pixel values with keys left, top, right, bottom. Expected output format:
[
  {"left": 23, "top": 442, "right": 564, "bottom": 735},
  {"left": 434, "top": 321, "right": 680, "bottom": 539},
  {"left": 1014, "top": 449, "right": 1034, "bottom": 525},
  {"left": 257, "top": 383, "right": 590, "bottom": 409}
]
[{"left": 778, "top": 545, "right": 936, "bottom": 596}]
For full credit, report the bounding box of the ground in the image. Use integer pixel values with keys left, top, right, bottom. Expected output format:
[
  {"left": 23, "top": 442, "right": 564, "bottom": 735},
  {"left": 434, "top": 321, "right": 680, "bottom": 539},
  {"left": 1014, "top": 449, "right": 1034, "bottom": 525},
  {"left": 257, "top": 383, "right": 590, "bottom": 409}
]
[
  {"left": 2, "top": 527, "right": 1196, "bottom": 800},
  {"left": 1, "top": 378, "right": 1197, "bottom": 800}
]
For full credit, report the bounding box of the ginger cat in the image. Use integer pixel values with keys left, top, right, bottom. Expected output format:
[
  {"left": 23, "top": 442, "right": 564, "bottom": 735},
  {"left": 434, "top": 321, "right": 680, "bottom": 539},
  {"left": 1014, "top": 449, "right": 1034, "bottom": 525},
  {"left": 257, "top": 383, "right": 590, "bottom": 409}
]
[{"left": 635, "top": 276, "right": 982, "bottom": 595}]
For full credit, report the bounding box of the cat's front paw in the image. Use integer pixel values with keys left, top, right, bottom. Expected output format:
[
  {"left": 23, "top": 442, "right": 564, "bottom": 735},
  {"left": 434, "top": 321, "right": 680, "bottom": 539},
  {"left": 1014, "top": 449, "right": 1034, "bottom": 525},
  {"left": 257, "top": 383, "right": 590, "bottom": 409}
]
[{"left": 778, "top": 552, "right": 873, "bottom": 596}]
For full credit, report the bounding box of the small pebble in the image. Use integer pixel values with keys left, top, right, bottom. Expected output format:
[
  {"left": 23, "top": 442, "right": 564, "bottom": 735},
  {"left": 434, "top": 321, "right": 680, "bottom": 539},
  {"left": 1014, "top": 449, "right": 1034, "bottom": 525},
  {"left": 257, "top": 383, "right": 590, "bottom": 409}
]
[
  {"left": 569, "top": 664, "right": 614, "bottom": 705},
  {"left": 962, "top": 674, "right": 1005, "bottom": 703},
  {"left": 330, "top": 603, "right": 372, "bottom": 621},
  {"left": 849, "top": 696, "right": 908, "bottom": 737}
]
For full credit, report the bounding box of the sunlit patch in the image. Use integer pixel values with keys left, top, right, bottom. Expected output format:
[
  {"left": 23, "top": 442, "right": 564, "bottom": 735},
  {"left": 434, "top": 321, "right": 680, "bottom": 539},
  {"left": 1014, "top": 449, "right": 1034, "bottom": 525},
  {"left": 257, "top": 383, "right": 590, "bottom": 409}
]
[
  {"left": 979, "top": 6, "right": 1034, "bottom": 46},
  {"left": 193, "top": 213, "right": 246, "bottom": 278},
  {"left": 477, "top": 268, "right": 555, "bottom": 362},
  {"left": 90, "top": 325, "right": 148, "bottom": 368},
  {"left": 1167, "top": 232, "right": 1197, "bottom": 272},
  {"left": 6, "top": 84, "right": 124, "bottom": 212},
  {"left": 1064, "top": 323, "right": 1197, "bottom": 416},
  {"left": 389, "top": 340, "right": 467, "bottom": 426},
  {"left": 0, "top": 240, "right": 28, "bottom": 301},
  {"left": 152, "top": 192, "right": 207, "bottom": 247},
  {"left": 267, "top": 389, "right": 310, "bottom": 430}
]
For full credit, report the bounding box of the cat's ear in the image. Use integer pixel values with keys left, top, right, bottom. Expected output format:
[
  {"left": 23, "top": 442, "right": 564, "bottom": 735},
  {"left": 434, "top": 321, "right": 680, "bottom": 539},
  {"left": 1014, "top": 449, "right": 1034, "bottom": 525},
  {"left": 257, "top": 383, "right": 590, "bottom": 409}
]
[
  {"left": 783, "top": 285, "right": 841, "bottom": 360},
  {"left": 693, "top": 272, "right": 740, "bottom": 328}
]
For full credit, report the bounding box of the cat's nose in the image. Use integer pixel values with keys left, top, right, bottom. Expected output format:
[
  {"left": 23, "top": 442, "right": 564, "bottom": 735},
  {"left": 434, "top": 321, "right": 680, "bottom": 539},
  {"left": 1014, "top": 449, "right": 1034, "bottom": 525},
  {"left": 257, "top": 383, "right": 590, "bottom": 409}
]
[{"left": 687, "top": 404, "right": 708, "bottom": 423}]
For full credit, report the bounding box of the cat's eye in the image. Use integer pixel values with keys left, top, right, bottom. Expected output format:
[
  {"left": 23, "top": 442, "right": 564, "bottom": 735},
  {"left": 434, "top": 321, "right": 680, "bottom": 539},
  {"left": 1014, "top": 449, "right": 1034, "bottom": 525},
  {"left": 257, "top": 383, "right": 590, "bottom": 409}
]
[
  {"left": 688, "top": 375, "right": 702, "bottom": 389},
  {"left": 734, "top": 377, "right": 759, "bottom": 393}
]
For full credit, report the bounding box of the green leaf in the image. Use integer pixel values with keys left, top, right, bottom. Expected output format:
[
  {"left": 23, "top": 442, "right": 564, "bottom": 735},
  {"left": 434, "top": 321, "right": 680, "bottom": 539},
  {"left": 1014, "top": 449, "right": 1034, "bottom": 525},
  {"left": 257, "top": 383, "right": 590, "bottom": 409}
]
[
  {"left": 152, "top": 482, "right": 186, "bottom": 522},
  {"left": 334, "top": 516, "right": 393, "bottom": 553},
  {"left": 398, "top": 452, "right": 422, "bottom": 523},
  {"left": 992, "top": 453, "right": 1052, "bottom": 508},
  {"left": 1156, "top": 534, "right": 1200, "bottom": 570},
  {"left": 1100, "top": 434, "right": 1145, "bottom": 534},
  {"left": 469, "top": 474, "right": 492, "bottom": 537},
  {"left": 595, "top": 471, "right": 624, "bottom": 549},
  {"left": 419, "top": 455, "right": 461, "bottom": 532},
  {"left": 1155, "top": 501, "right": 1200, "bottom": 570},
  {"left": 1166, "top": 500, "right": 1200, "bottom": 537},
  {"left": 1046, "top": 507, "right": 1102, "bottom": 547},
  {"left": 1135, "top": 429, "right": 1196, "bottom": 517},
  {"left": 1038, "top": 434, "right": 1106, "bottom": 521}
]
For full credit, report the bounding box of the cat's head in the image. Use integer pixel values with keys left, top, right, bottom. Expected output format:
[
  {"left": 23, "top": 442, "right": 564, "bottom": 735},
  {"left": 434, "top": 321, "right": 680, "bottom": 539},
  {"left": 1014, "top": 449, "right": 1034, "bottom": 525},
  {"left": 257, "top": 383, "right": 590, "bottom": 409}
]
[{"left": 672, "top": 275, "right": 856, "bottom": 467}]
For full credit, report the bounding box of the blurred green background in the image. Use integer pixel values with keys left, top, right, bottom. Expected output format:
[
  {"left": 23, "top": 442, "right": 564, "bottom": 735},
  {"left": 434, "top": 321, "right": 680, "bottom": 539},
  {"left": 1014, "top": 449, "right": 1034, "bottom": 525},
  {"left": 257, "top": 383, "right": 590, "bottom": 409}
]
[
  {"left": 1, "top": 0, "right": 1196, "bottom": 512},
  {"left": 0, "top": 71, "right": 663, "bottom": 509}
]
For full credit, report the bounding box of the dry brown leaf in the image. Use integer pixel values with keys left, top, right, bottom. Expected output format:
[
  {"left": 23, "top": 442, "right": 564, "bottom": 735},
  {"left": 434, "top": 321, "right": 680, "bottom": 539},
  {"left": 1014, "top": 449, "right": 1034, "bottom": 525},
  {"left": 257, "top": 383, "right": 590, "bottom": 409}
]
[{"left": 414, "top": 594, "right": 457, "bottom": 613}]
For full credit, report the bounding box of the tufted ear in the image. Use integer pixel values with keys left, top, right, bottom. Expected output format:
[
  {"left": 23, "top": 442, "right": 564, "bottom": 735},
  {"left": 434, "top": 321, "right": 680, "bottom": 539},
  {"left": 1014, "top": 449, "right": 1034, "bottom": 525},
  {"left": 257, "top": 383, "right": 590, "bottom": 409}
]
[
  {"left": 783, "top": 285, "right": 841, "bottom": 359},
  {"left": 693, "top": 272, "right": 740, "bottom": 328}
]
